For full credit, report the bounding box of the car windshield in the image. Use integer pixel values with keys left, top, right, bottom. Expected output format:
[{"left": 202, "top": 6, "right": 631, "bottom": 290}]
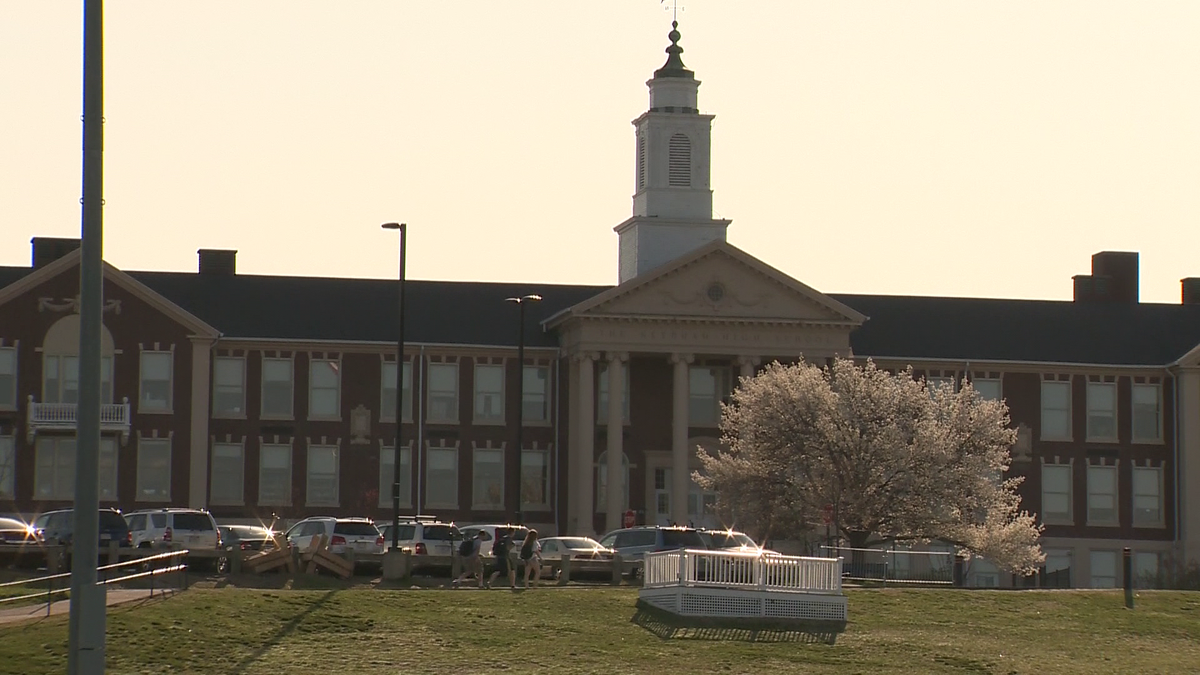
[
  {"left": 99, "top": 512, "right": 127, "bottom": 529},
  {"left": 172, "top": 513, "right": 214, "bottom": 531},
  {"left": 334, "top": 522, "right": 381, "bottom": 537},
  {"left": 558, "top": 537, "right": 602, "bottom": 549},
  {"left": 422, "top": 525, "right": 459, "bottom": 541},
  {"left": 661, "top": 529, "right": 705, "bottom": 548},
  {"left": 707, "top": 532, "right": 756, "bottom": 548}
]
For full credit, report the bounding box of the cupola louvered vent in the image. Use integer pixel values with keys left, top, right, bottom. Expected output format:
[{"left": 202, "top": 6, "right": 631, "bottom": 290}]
[
  {"left": 668, "top": 133, "right": 691, "bottom": 187},
  {"left": 637, "top": 134, "right": 647, "bottom": 190}
]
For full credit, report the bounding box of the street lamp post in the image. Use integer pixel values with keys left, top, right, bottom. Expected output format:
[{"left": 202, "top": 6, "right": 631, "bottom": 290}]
[
  {"left": 505, "top": 294, "right": 542, "bottom": 525},
  {"left": 382, "top": 222, "right": 406, "bottom": 552}
]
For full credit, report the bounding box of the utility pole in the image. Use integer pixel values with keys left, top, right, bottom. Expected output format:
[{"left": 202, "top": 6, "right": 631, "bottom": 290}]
[{"left": 68, "top": 1, "right": 107, "bottom": 673}]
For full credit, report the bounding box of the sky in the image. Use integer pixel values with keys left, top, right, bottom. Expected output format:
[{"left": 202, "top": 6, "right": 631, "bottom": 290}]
[{"left": 2, "top": 1, "right": 1199, "bottom": 304}]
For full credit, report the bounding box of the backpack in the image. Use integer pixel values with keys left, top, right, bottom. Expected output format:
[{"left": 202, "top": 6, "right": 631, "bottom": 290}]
[
  {"left": 521, "top": 540, "right": 534, "bottom": 560},
  {"left": 492, "top": 535, "right": 507, "bottom": 556},
  {"left": 459, "top": 539, "right": 474, "bottom": 557}
]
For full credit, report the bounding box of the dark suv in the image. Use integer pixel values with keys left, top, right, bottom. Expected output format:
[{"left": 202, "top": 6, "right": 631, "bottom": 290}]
[
  {"left": 31, "top": 508, "right": 132, "bottom": 549},
  {"left": 596, "top": 526, "right": 707, "bottom": 579}
]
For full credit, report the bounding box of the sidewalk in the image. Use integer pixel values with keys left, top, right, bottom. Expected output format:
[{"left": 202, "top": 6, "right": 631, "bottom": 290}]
[{"left": 0, "top": 588, "right": 173, "bottom": 626}]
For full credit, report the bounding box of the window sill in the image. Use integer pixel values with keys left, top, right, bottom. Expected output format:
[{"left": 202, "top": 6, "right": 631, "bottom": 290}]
[
  {"left": 307, "top": 416, "right": 343, "bottom": 423},
  {"left": 1039, "top": 436, "right": 1074, "bottom": 443},
  {"left": 472, "top": 419, "right": 506, "bottom": 426},
  {"left": 137, "top": 408, "right": 174, "bottom": 415},
  {"left": 426, "top": 419, "right": 461, "bottom": 426},
  {"left": 260, "top": 415, "right": 295, "bottom": 422},
  {"left": 1132, "top": 521, "right": 1166, "bottom": 529},
  {"left": 1086, "top": 521, "right": 1120, "bottom": 528},
  {"left": 306, "top": 503, "right": 340, "bottom": 508},
  {"left": 212, "top": 413, "right": 249, "bottom": 420},
  {"left": 379, "top": 417, "right": 415, "bottom": 424},
  {"left": 1084, "top": 437, "right": 1119, "bottom": 444},
  {"left": 1131, "top": 438, "right": 1165, "bottom": 446},
  {"left": 0, "top": 405, "right": 18, "bottom": 412}
]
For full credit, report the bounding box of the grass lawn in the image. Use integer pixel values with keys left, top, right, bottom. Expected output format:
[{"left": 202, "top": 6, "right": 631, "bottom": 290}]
[{"left": 1, "top": 582, "right": 1199, "bottom": 674}]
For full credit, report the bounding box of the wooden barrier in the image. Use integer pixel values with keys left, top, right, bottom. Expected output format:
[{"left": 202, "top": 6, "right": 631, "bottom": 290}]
[{"left": 299, "top": 534, "right": 353, "bottom": 579}]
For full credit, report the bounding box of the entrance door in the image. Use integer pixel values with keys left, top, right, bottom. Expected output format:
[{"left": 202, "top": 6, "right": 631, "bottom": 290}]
[{"left": 653, "top": 467, "right": 719, "bottom": 529}]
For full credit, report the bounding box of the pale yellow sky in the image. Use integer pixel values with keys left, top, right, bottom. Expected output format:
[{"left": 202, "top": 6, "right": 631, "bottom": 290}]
[{"left": 2, "top": 1, "right": 1198, "bottom": 303}]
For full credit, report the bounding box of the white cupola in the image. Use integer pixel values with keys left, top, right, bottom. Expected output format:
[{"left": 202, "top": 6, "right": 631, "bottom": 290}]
[{"left": 616, "top": 22, "right": 730, "bottom": 284}]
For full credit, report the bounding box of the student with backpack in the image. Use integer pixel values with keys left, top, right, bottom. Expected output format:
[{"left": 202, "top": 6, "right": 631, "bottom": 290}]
[
  {"left": 451, "top": 530, "right": 487, "bottom": 588},
  {"left": 486, "top": 530, "right": 516, "bottom": 589},
  {"left": 520, "top": 529, "right": 542, "bottom": 589}
]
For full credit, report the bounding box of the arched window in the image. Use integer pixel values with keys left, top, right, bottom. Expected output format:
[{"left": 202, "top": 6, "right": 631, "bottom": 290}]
[
  {"left": 595, "top": 450, "right": 629, "bottom": 512},
  {"left": 42, "top": 314, "right": 115, "bottom": 403},
  {"left": 668, "top": 133, "right": 691, "bottom": 187}
]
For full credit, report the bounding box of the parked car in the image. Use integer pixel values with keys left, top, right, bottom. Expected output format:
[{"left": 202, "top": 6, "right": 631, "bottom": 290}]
[
  {"left": 31, "top": 508, "right": 132, "bottom": 549},
  {"left": 0, "top": 516, "right": 37, "bottom": 567},
  {"left": 458, "top": 523, "right": 529, "bottom": 563},
  {"left": 537, "top": 536, "right": 615, "bottom": 578},
  {"left": 596, "top": 526, "right": 707, "bottom": 579},
  {"left": 379, "top": 517, "right": 461, "bottom": 573},
  {"left": 284, "top": 517, "right": 384, "bottom": 570},
  {"left": 124, "top": 508, "right": 222, "bottom": 570},
  {"left": 217, "top": 524, "right": 276, "bottom": 573},
  {"left": 698, "top": 528, "right": 775, "bottom": 554}
]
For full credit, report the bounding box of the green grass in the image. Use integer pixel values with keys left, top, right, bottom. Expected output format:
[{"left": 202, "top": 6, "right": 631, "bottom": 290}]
[{"left": 2, "top": 584, "right": 1200, "bottom": 674}]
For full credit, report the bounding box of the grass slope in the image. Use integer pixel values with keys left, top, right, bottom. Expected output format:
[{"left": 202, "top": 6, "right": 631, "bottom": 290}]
[{"left": 1, "top": 586, "right": 1199, "bottom": 674}]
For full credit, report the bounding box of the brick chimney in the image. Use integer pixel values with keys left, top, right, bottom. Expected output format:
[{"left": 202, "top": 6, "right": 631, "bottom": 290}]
[
  {"left": 1183, "top": 278, "right": 1200, "bottom": 305},
  {"left": 1073, "top": 251, "right": 1138, "bottom": 303},
  {"left": 198, "top": 249, "right": 237, "bottom": 276},
  {"left": 30, "top": 237, "right": 81, "bottom": 268}
]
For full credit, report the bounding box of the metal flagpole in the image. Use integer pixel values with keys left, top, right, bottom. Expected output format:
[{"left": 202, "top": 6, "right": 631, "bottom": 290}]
[{"left": 68, "top": 1, "right": 108, "bottom": 673}]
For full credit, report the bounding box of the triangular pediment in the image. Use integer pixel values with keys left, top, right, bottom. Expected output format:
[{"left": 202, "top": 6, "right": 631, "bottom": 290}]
[
  {"left": 554, "top": 241, "right": 866, "bottom": 326},
  {"left": 0, "top": 250, "right": 219, "bottom": 338}
]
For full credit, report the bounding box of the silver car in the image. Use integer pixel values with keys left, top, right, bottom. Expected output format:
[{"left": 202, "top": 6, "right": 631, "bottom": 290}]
[{"left": 284, "top": 517, "right": 384, "bottom": 566}]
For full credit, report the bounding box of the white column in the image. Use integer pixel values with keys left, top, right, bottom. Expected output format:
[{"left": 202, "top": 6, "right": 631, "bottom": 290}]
[
  {"left": 1180, "top": 368, "right": 1200, "bottom": 564},
  {"left": 605, "top": 352, "right": 628, "bottom": 533},
  {"left": 188, "top": 337, "right": 214, "bottom": 509},
  {"left": 737, "top": 355, "right": 760, "bottom": 381},
  {"left": 566, "top": 356, "right": 581, "bottom": 534},
  {"left": 575, "top": 353, "right": 597, "bottom": 535},
  {"left": 671, "top": 353, "right": 693, "bottom": 526}
]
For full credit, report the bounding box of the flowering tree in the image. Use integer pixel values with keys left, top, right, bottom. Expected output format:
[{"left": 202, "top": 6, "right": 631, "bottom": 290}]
[{"left": 696, "top": 358, "right": 1044, "bottom": 575}]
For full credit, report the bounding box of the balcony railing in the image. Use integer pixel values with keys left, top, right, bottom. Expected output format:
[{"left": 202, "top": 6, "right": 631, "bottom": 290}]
[{"left": 26, "top": 396, "right": 131, "bottom": 443}]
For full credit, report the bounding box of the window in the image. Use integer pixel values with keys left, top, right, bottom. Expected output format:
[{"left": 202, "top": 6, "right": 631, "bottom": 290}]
[
  {"left": 1040, "top": 380, "right": 1071, "bottom": 440},
  {"left": 1132, "top": 466, "right": 1162, "bottom": 526},
  {"left": 306, "top": 445, "right": 339, "bottom": 506},
  {"left": 1090, "top": 550, "right": 1118, "bottom": 588},
  {"left": 667, "top": 133, "right": 691, "bottom": 187},
  {"left": 597, "top": 363, "right": 630, "bottom": 425},
  {"left": 136, "top": 438, "right": 171, "bottom": 501},
  {"left": 472, "top": 447, "right": 504, "bottom": 509},
  {"left": 1087, "top": 465, "right": 1118, "bottom": 525},
  {"left": 689, "top": 366, "right": 731, "bottom": 425},
  {"left": 1132, "top": 384, "right": 1162, "bottom": 442},
  {"left": 308, "top": 359, "right": 341, "bottom": 419},
  {"left": 969, "top": 558, "right": 1000, "bottom": 588},
  {"left": 521, "top": 448, "right": 550, "bottom": 510},
  {"left": 596, "top": 451, "right": 629, "bottom": 512},
  {"left": 926, "top": 376, "right": 955, "bottom": 393},
  {"left": 522, "top": 366, "right": 550, "bottom": 422},
  {"left": 473, "top": 364, "right": 504, "bottom": 424},
  {"left": 261, "top": 358, "right": 294, "bottom": 418},
  {"left": 1041, "top": 464, "right": 1072, "bottom": 523},
  {"left": 971, "top": 378, "right": 1002, "bottom": 402},
  {"left": 427, "top": 363, "right": 459, "bottom": 422},
  {"left": 1086, "top": 382, "right": 1117, "bottom": 441},
  {"left": 213, "top": 357, "right": 245, "bottom": 416},
  {"left": 0, "top": 436, "right": 14, "bottom": 499},
  {"left": 1135, "top": 551, "right": 1161, "bottom": 589},
  {"left": 98, "top": 438, "right": 118, "bottom": 503},
  {"left": 210, "top": 443, "right": 244, "bottom": 505},
  {"left": 35, "top": 437, "right": 75, "bottom": 499},
  {"left": 0, "top": 347, "right": 15, "bottom": 409},
  {"left": 43, "top": 355, "right": 112, "bottom": 404},
  {"left": 139, "top": 351, "right": 173, "bottom": 412},
  {"left": 1043, "top": 549, "right": 1072, "bottom": 588},
  {"left": 426, "top": 447, "right": 458, "bottom": 508},
  {"left": 380, "top": 361, "right": 412, "bottom": 422},
  {"left": 259, "top": 444, "right": 292, "bottom": 506},
  {"left": 378, "top": 444, "right": 412, "bottom": 508}
]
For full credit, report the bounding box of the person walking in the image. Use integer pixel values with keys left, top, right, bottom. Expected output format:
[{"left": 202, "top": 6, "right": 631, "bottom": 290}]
[
  {"left": 452, "top": 530, "right": 487, "bottom": 588},
  {"left": 520, "top": 529, "right": 542, "bottom": 589},
  {"left": 486, "top": 529, "right": 516, "bottom": 589}
]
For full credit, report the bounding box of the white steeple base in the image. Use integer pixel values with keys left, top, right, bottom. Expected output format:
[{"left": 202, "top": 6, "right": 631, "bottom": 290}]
[{"left": 616, "top": 215, "right": 732, "bottom": 284}]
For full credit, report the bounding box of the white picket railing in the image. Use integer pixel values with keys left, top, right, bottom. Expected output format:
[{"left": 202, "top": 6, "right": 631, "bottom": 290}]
[
  {"left": 643, "top": 549, "right": 843, "bottom": 595},
  {"left": 27, "top": 398, "right": 131, "bottom": 428}
]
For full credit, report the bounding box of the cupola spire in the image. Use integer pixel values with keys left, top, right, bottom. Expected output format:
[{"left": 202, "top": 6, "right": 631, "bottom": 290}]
[{"left": 654, "top": 22, "right": 693, "bottom": 80}]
